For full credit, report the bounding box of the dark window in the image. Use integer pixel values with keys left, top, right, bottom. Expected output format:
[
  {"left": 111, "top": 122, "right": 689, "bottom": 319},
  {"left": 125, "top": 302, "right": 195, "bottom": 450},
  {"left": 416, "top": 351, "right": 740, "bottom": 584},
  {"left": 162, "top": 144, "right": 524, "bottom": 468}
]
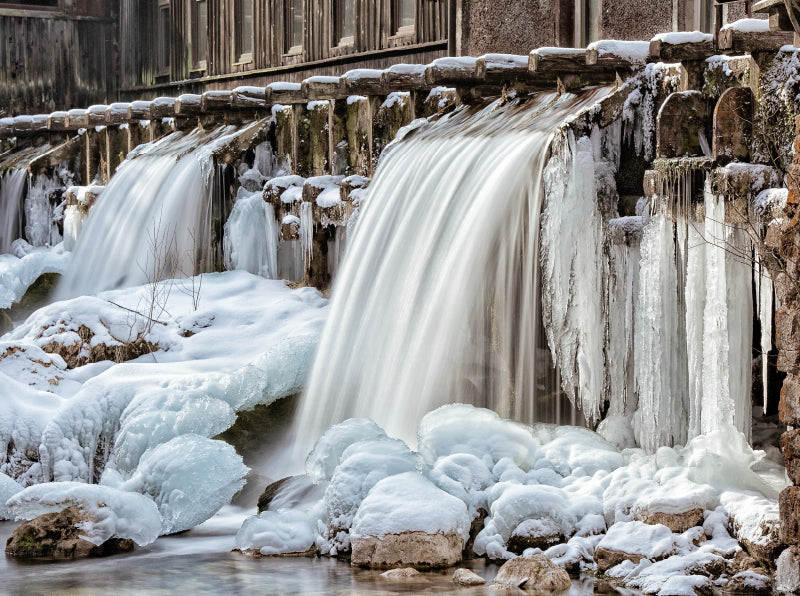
[
  {"left": 0, "top": 0, "right": 58, "bottom": 6},
  {"left": 392, "top": 0, "right": 414, "bottom": 34},
  {"left": 336, "top": 0, "right": 354, "bottom": 42},
  {"left": 695, "top": 0, "right": 714, "bottom": 33},
  {"left": 193, "top": 0, "right": 208, "bottom": 66},
  {"left": 235, "top": 0, "right": 253, "bottom": 60},
  {"left": 286, "top": 0, "right": 303, "bottom": 52},
  {"left": 158, "top": 3, "right": 170, "bottom": 75}
]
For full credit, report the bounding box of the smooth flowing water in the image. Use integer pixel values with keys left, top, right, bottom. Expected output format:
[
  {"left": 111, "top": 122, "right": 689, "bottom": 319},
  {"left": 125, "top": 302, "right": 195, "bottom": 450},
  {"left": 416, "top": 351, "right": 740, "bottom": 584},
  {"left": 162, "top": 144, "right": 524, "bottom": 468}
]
[{"left": 296, "top": 90, "right": 609, "bottom": 450}]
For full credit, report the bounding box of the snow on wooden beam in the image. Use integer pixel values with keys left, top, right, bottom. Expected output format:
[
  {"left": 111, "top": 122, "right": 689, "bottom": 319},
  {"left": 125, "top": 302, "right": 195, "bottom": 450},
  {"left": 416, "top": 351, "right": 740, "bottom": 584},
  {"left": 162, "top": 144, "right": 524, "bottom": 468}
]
[
  {"left": 380, "top": 63, "right": 428, "bottom": 91},
  {"left": 105, "top": 103, "right": 131, "bottom": 125},
  {"left": 66, "top": 109, "right": 89, "bottom": 129},
  {"left": 87, "top": 105, "right": 108, "bottom": 127},
  {"left": 718, "top": 28, "right": 793, "bottom": 52},
  {"left": 476, "top": 54, "right": 529, "bottom": 83},
  {"left": 174, "top": 94, "right": 202, "bottom": 117},
  {"left": 127, "top": 101, "right": 153, "bottom": 121},
  {"left": 47, "top": 111, "right": 68, "bottom": 131},
  {"left": 201, "top": 90, "right": 233, "bottom": 112},
  {"left": 28, "top": 135, "right": 83, "bottom": 175},
  {"left": 341, "top": 69, "right": 385, "bottom": 95},
  {"left": 231, "top": 86, "right": 268, "bottom": 109},
  {"left": 269, "top": 82, "right": 306, "bottom": 104},
  {"left": 150, "top": 97, "right": 177, "bottom": 119},
  {"left": 0, "top": 117, "right": 12, "bottom": 137},
  {"left": 585, "top": 41, "right": 650, "bottom": 71},
  {"left": 302, "top": 76, "right": 346, "bottom": 100},
  {"left": 424, "top": 57, "right": 485, "bottom": 85},
  {"left": 649, "top": 33, "right": 714, "bottom": 62},
  {"left": 529, "top": 48, "right": 588, "bottom": 73}
]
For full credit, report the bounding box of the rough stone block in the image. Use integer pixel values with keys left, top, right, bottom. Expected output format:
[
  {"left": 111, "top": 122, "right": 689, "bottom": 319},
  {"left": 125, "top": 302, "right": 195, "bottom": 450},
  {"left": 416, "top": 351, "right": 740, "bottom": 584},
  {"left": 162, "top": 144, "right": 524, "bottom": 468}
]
[
  {"left": 781, "top": 486, "right": 800, "bottom": 545},
  {"left": 782, "top": 431, "right": 800, "bottom": 485},
  {"left": 781, "top": 374, "right": 800, "bottom": 426},
  {"left": 494, "top": 554, "right": 571, "bottom": 591},
  {"left": 779, "top": 349, "right": 800, "bottom": 375},
  {"left": 350, "top": 531, "right": 462, "bottom": 569},
  {"left": 777, "top": 546, "right": 800, "bottom": 594},
  {"left": 778, "top": 306, "right": 800, "bottom": 352}
]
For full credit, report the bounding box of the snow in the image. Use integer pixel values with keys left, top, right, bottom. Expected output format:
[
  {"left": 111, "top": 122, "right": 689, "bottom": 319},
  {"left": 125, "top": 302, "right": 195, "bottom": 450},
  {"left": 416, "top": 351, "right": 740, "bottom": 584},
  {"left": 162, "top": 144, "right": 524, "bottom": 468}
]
[
  {"left": 268, "top": 82, "right": 301, "bottom": 92},
  {"left": 721, "top": 18, "right": 770, "bottom": 33},
  {"left": 385, "top": 63, "right": 426, "bottom": 76},
  {"left": 0, "top": 473, "right": 23, "bottom": 518},
  {"left": 652, "top": 31, "right": 712, "bottom": 44},
  {"left": 235, "top": 509, "right": 316, "bottom": 555},
  {"left": 350, "top": 472, "right": 470, "bottom": 540},
  {"left": 430, "top": 57, "right": 478, "bottom": 70},
  {"left": 346, "top": 94, "right": 367, "bottom": 105},
  {"left": 754, "top": 187, "right": 788, "bottom": 219},
  {"left": 305, "top": 418, "right": 389, "bottom": 483},
  {"left": 381, "top": 91, "right": 410, "bottom": 109},
  {"left": 587, "top": 40, "right": 650, "bottom": 66},
  {"left": 0, "top": 243, "right": 70, "bottom": 309},
  {"left": 306, "top": 100, "right": 330, "bottom": 111},
  {"left": 597, "top": 521, "right": 688, "bottom": 560},
  {"left": 533, "top": 47, "right": 586, "bottom": 56},
  {"left": 342, "top": 68, "right": 382, "bottom": 80},
  {"left": 111, "top": 434, "right": 248, "bottom": 535},
  {"left": 304, "top": 76, "right": 339, "bottom": 84},
  {"left": 7, "top": 481, "right": 161, "bottom": 546},
  {"left": 479, "top": 54, "right": 528, "bottom": 69}
]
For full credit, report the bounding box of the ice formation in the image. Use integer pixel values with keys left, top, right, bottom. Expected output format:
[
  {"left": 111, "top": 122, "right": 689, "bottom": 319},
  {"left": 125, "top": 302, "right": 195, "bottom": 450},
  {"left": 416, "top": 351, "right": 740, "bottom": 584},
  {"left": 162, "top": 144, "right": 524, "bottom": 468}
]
[
  {"left": 0, "top": 168, "right": 27, "bottom": 253},
  {"left": 223, "top": 188, "right": 279, "bottom": 279}
]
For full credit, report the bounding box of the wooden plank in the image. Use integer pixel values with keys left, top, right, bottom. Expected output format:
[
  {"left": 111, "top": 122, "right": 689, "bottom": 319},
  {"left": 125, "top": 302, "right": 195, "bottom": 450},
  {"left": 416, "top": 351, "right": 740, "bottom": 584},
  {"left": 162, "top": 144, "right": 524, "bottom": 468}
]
[
  {"left": 529, "top": 48, "right": 587, "bottom": 73},
  {"left": 718, "top": 28, "right": 794, "bottom": 52},
  {"left": 649, "top": 34, "right": 714, "bottom": 62},
  {"left": 423, "top": 57, "right": 485, "bottom": 85},
  {"left": 302, "top": 75, "right": 346, "bottom": 99},
  {"left": 585, "top": 41, "right": 650, "bottom": 70},
  {"left": 269, "top": 82, "right": 307, "bottom": 104},
  {"left": 232, "top": 86, "right": 269, "bottom": 108},
  {"left": 380, "top": 63, "right": 428, "bottom": 90},
  {"left": 201, "top": 90, "right": 234, "bottom": 112}
]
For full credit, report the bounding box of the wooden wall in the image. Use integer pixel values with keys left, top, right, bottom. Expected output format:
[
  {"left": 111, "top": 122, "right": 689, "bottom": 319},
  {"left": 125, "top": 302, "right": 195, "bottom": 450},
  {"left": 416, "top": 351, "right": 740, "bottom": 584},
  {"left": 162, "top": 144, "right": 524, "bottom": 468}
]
[
  {"left": 0, "top": 6, "right": 116, "bottom": 115},
  {"left": 118, "top": 0, "right": 447, "bottom": 96}
]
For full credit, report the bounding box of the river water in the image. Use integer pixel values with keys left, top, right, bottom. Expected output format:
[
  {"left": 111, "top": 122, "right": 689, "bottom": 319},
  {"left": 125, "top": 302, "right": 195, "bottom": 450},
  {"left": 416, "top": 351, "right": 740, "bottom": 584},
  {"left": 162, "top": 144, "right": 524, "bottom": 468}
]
[{"left": 0, "top": 507, "right": 635, "bottom": 595}]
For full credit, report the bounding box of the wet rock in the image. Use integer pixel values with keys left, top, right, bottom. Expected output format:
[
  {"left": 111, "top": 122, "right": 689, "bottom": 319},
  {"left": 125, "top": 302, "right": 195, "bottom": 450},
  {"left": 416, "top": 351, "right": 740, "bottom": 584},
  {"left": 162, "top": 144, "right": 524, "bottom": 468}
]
[
  {"left": 594, "top": 546, "right": 645, "bottom": 572},
  {"left": 5, "top": 506, "right": 134, "bottom": 560},
  {"left": 350, "top": 531, "right": 463, "bottom": 569},
  {"left": 726, "top": 550, "right": 759, "bottom": 575},
  {"left": 777, "top": 306, "right": 800, "bottom": 353},
  {"left": 724, "top": 569, "right": 772, "bottom": 594},
  {"left": 7, "top": 272, "right": 60, "bottom": 321},
  {"left": 380, "top": 567, "right": 421, "bottom": 580},
  {"left": 492, "top": 554, "right": 571, "bottom": 591},
  {"left": 463, "top": 507, "right": 488, "bottom": 559},
  {"left": 0, "top": 309, "right": 11, "bottom": 335},
  {"left": 256, "top": 476, "right": 293, "bottom": 513},
  {"left": 782, "top": 431, "right": 800, "bottom": 486},
  {"left": 777, "top": 546, "right": 800, "bottom": 593},
  {"left": 781, "top": 374, "right": 800, "bottom": 426},
  {"left": 453, "top": 567, "right": 486, "bottom": 585},
  {"left": 782, "top": 486, "right": 800, "bottom": 546},
  {"left": 639, "top": 508, "right": 705, "bottom": 534}
]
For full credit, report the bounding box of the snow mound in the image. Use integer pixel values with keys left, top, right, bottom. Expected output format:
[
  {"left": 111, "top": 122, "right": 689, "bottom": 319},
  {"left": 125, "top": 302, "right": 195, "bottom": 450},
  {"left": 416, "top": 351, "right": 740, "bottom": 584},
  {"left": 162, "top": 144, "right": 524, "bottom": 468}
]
[
  {"left": 351, "top": 472, "right": 470, "bottom": 541},
  {"left": 597, "top": 520, "right": 689, "bottom": 560},
  {"left": 532, "top": 425, "right": 623, "bottom": 477},
  {"left": 417, "top": 404, "right": 537, "bottom": 470},
  {"left": 428, "top": 452, "right": 492, "bottom": 516},
  {"left": 0, "top": 245, "right": 69, "bottom": 310},
  {"left": 235, "top": 509, "right": 316, "bottom": 555},
  {"left": 305, "top": 418, "right": 389, "bottom": 483},
  {"left": 113, "top": 434, "right": 248, "bottom": 535},
  {"left": 6, "top": 481, "right": 161, "bottom": 546}
]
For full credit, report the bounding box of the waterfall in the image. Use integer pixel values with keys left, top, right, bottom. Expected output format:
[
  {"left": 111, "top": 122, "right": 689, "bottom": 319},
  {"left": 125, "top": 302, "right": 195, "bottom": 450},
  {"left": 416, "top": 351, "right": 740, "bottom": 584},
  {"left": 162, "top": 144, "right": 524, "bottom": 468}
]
[
  {"left": 0, "top": 168, "right": 26, "bottom": 253},
  {"left": 57, "top": 124, "right": 265, "bottom": 298},
  {"left": 296, "top": 89, "right": 610, "bottom": 448}
]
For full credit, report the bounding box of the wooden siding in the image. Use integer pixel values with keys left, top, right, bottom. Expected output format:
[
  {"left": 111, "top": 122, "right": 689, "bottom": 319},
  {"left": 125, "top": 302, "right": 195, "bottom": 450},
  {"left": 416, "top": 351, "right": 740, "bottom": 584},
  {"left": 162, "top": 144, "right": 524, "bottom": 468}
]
[
  {"left": 118, "top": 0, "right": 447, "bottom": 95},
  {"left": 0, "top": 10, "right": 116, "bottom": 115}
]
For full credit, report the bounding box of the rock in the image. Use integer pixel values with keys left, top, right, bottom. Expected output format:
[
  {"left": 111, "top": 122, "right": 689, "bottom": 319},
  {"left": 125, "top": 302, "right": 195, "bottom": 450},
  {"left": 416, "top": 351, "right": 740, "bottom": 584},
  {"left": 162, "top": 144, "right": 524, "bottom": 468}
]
[
  {"left": 725, "top": 569, "right": 772, "bottom": 594},
  {"left": 5, "top": 506, "right": 134, "bottom": 560},
  {"left": 350, "top": 531, "right": 463, "bottom": 569},
  {"left": 727, "top": 550, "right": 759, "bottom": 575},
  {"left": 782, "top": 431, "right": 800, "bottom": 486},
  {"left": 41, "top": 323, "right": 158, "bottom": 368},
  {"left": 256, "top": 476, "right": 293, "bottom": 513},
  {"left": 782, "top": 374, "right": 800, "bottom": 427},
  {"left": 492, "top": 554, "right": 571, "bottom": 591},
  {"left": 0, "top": 309, "right": 11, "bottom": 335},
  {"left": 453, "top": 567, "right": 486, "bottom": 585},
  {"left": 594, "top": 546, "right": 645, "bottom": 572},
  {"left": 380, "top": 567, "right": 421, "bottom": 580},
  {"left": 781, "top": 486, "right": 800, "bottom": 546},
  {"left": 778, "top": 306, "right": 800, "bottom": 353},
  {"left": 777, "top": 546, "right": 800, "bottom": 593},
  {"left": 463, "top": 507, "right": 488, "bottom": 559},
  {"left": 640, "top": 508, "right": 705, "bottom": 534},
  {"left": 7, "top": 272, "right": 60, "bottom": 321},
  {"left": 506, "top": 520, "right": 564, "bottom": 554}
]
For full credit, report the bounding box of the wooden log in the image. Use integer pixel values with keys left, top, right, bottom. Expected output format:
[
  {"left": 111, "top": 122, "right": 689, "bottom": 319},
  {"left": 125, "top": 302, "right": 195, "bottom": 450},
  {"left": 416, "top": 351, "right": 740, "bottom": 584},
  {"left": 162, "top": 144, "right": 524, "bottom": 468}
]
[
  {"left": 231, "top": 86, "right": 269, "bottom": 109},
  {"left": 380, "top": 64, "right": 428, "bottom": 91},
  {"left": 14, "top": 115, "right": 48, "bottom": 134},
  {"left": 273, "top": 105, "right": 297, "bottom": 173},
  {"left": 87, "top": 105, "right": 109, "bottom": 127},
  {"left": 127, "top": 101, "right": 153, "bottom": 121},
  {"left": 713, "top": 87, "right": 753, "bottom": 162},
  {"left": 28, "top": 134, "right": 83, "bottom": 175},
  {"left": 269, "top": 82, "right": 306, "bottom": 104},
  {"left": 339, "top": 96, "right": 373, "bottom": 176},
  {"left": 175, "top": 94, "right": 202, "bottom": 117},
  {"left": 47, "top": 111, "right": 68, "bottom": 132},
  {"left": 302, "top": 76, "right": 346, "bottom": 100},
  {"left": 529, "top": 48, "right": 588, "bottom": 73},
  {"left": 424, "top": 57, "right": 485, "bottom": 86},
  {"left": 421, "top": 87, "right": 457, "bottom": 117},
  {"left": 340, "top": 174, "right": 369, "bottom": 203},
  {"left": 342, "top": 69, "right": 385, "bottom": 95},
  {"left": 66, "top": 109, "right": 89, "bottom": 129},
  {"left": 656, "top": 91, "right": 713, "bottom": 158},
  {"left": 298, "top": 101, "right": 331, "bottom": 177},
  {"left": 150, "top": 97, "right": 177, "bottom": 120},
  {"left": 477, "top": 54, "right": 529, "bottom": 83},
  {"left": 106, "top": 103, "right": 131, "bottom": 125},
  {"left": 201, "top": 90, "right": 233, "bottom": 112},
  {"left": 585, "top": 40, "right": 650, "bottom": 70},
  {"left": 648, "top": 33, "right": 714, "bottom": 62},
  {"left": 0, "top": 117, "right": 13, "bottom": 138},
  {"left": 373, "top": 92, "right": 413, "bottom": 162},
  {"left": 718, "top": 28, "right": 793, "bottom": 52}
]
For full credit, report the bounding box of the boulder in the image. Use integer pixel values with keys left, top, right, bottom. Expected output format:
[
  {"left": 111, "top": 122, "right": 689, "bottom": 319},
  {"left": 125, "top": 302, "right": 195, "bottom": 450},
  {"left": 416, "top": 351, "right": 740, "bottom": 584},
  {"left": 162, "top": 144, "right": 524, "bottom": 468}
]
[
  {"left": 380, "top": 568, "right": 421, "bottom": 580},
  {"left": 594, "top": 546, "right": 646, "bottom": 572},
  {"left": 777, "top": 546, "right": 800, "bottom": 594},
  {"left": 453, "top": 567, "right": 486, "bottom": 585},
  {"left": 492, "top": 554, "right": 571, "bottom": 591},
  {"left": 5, "top": 506, "right": 134, "bottom": 560},
  {"left": 351, "top": 531, "right": 462, "bottom": 569},
  {"left": 639, "top": 508, "right": 705, "bottom": 534},
  {"left": 0, "top": 309, "right": 11, "bottom": 335},
  {"left": 256, "top": 476, "right": 293, "bottom": 513},
  {"left": 724, "top": 569, "right": 772, "bottom": 594}
]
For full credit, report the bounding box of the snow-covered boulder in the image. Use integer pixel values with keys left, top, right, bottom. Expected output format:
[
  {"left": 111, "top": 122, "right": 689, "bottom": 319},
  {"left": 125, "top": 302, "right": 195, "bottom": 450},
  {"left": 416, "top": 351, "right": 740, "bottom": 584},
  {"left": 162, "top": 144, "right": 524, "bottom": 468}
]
[
  {"left": 305, "top": 418, "right": 388, "bottom": 483},
  {"left": 594, "top": 521, "right": 689, "bottom": 572},
  {"left": 350, "top": 472, "right": 470, "bottom": 568},
  {"left": 234, "top": 510, "right": 317, "bottom": 556},
  {"left": 492, "top": 554, "right": 571, "bottom": 591}
]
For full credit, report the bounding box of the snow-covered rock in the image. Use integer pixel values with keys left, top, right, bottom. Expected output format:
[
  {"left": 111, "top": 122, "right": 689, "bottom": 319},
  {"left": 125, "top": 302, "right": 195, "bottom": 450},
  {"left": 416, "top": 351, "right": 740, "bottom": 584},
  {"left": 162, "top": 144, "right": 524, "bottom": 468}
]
[{"left": 493, "top": 554, "right": 571, "bottom": 591}]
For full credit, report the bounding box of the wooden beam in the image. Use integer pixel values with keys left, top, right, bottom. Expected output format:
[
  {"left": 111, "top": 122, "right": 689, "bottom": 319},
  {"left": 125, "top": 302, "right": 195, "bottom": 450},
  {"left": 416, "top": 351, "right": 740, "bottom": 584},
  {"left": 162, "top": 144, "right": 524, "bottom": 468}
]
[
  {"left": 87, "top": 105, "right": 108, "bottom": 127},
  {"left": 28, "top": 135, "right": 83, "bottom": 176},
  {"left": 150, "top": 97, "right": 177, "bottom": 119},
  {"left": 174, "top": 94, "right": 202, "bottom": 117},
  {"left": 269, "top": 82, "right": 307, "bottom": 104},
  {"left": 424, "top": 57, "right": 486, "bottom": 86},
  {"left": 127, "top": 101, "right": 153, "bottom": 121},
  {"left": 477, "top": 54, "right": 529, "bottom": 83},
  {"left": 649, "top": 34, "right": 714, "bottom": 62},
  {"left": 380, "top": 63, "right": 428, "bottom": 91},
  {"left": 718, "top": 28, "right": 794, "bottom": 52},
  {"left": 106, "top": 103, "right": 131, "bottom": 125},
  {"left": 302, "top": 76, "right": 346, "bottom": 100},
  {"left": 341, "top": 69, "right": 385, "bottom": 95},
  {"left": 201, "top": 90, "right": 234, "bottom": 112},
  {"left": 585, "top": 41, "right": 650, "bottom": 71},
  {"left": 231, "top": 86, "right": 269, "bottom": 109},
  {"left": 529, "top": 48, "right": 588, "bottom": 73}
]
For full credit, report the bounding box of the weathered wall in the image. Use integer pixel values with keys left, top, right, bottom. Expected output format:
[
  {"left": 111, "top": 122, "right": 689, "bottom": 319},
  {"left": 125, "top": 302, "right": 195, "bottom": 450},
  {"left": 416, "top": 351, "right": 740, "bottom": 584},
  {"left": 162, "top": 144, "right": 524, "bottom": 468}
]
[
  {"left": 0, "top": 8, "right": 116, "bottom": 116},
  {"left": 599, "top": 0, "right": 672, "bottom": 42}
]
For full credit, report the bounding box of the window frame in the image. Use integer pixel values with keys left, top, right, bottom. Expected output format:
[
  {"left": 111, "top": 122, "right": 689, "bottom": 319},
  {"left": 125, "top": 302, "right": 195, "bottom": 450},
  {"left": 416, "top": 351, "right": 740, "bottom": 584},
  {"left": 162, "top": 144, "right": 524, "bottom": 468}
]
[
  {"left": 233, "top": 0, "right": 254, "bottom": 65},
  {"left": 157, "top": 0, "right": 171, "bottom": 77},
  {"left": 693, "top": 0, "right": 714, "bottom": 33},
  {"left": 573, "top": 0, "right": 599, "bottom": 47},
  {"left": 284, "top": 0, "right": 303, "bottom": 56},
  {"left": 333, "top": 0, "right": 355, "bottom": 47},
  {"left": 191, "top": 0, "right": 208, "bottom": 71},
  {"left": 390, "top": 0, "right": 415, "bottom": 38}
]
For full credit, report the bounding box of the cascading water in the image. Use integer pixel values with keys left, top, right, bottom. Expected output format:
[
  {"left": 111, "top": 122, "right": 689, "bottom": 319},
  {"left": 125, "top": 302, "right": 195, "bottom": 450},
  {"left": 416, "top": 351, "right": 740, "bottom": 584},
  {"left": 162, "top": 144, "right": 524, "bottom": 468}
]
[
  {"left": 57, "top": 123, "right": 268, "bottom": 298},
  {"left": 296, "top": 89, "right": 610, "bottom": 449},
  {"left": 0, "top": 168, "right": 26, "bottom": 253}
]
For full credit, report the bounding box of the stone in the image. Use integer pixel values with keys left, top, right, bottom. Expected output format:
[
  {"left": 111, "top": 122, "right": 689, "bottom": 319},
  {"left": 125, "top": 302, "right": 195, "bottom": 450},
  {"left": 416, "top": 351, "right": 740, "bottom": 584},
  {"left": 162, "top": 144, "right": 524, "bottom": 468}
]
[
  {"left": 778, "top": 306, "right": 800, "bottom": 352},
  {"left": 452, "top": 568, "right": 486, "bottom": 586},
  {"left": 777, "top": 546, "right": 800, "bottom": 594},
  {"left": 639, "top": 509, "right": 705, "bottom": 534},
  {"left": 380, "top": 568, "right": 421, "bottom": 580},
  {"left": 492, "top": 554, "right": 571, "bottom": 591},
  {"left": 775, "top": 272, "right": 799, "bottom": 307},
  {"left": 781, "top": 486, "right": 800, "bottom": 545},
  {"left": 782, "top": 431, "right": 800, "bottom": 485},
  {"left": 781, "top": 375, "right": 800, "bottom": 426},
  {"left": 594, "top": 546, "right": 646, "bottom": 572},
  {"left": 463, "top": 507, "right": 488, "bottom": 559},
  {"left": 0, "top": 309, "right": 11, "bottom": 335},
  {"left": 7, "top": 272, "right": 60, "bottom": 321},
  {"left": 5, "top": 506, "right": 134, "bottom": 560},
  {"left": 506, "top": 525, "right": 564, "bottom": 554},
  {"left": 40, "top": 323, "right": 158, "bottom": 369},
  {"left": 350, "top": 531, "right": 463, "bottom": 569},
  {"left": 256, "top": 476, "right": 293, "bottom": 513},
  {"left": 725, "top": 569, "right": 772, "bottom": 594}
]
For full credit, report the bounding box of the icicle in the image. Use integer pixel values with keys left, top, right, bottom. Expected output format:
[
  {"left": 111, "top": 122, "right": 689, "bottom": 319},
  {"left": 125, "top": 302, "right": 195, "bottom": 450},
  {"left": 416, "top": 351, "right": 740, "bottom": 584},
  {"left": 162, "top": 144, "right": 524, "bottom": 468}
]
[{"left": 299, "top": 201, "right": 314, "bottom": 269}]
